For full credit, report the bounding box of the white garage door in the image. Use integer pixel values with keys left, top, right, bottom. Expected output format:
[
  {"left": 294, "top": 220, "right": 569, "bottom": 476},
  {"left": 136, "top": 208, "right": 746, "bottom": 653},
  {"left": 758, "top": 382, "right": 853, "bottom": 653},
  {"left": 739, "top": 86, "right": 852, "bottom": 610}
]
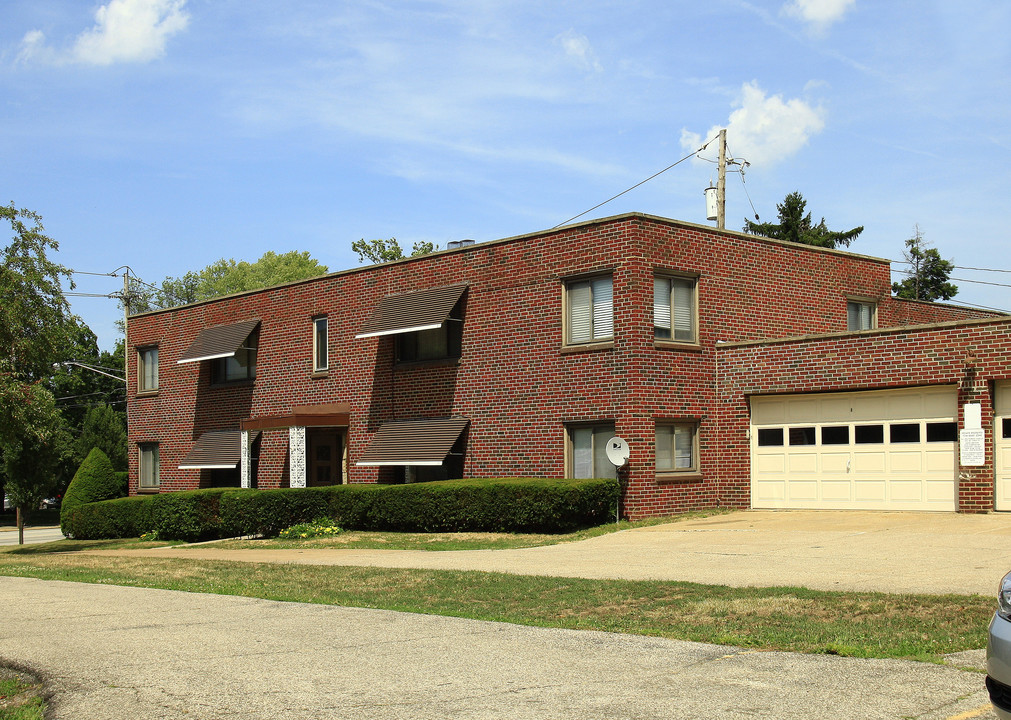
[{"left": 751, "top": 386, "right": 957, "bottom": 511}]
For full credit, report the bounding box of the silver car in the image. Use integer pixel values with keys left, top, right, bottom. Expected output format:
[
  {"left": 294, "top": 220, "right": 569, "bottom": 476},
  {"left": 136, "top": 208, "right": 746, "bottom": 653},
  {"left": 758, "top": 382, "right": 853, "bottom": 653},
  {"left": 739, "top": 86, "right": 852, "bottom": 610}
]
[{"left": 987, "top": 571, "right": 1011, "bottom": 719}]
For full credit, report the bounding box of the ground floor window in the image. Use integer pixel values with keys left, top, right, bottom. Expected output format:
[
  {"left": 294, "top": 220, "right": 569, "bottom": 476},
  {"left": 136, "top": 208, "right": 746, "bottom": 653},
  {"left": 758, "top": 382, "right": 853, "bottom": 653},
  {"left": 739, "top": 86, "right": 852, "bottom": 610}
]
[
  {"left": 568, "top": 423, "right": 615, "bottom": 478},
  {"left": 655, "top": 422, "right": 698, "bottom": 473},
  {"left": 139, "top": 443, "right": 160, "bottom": 490}
]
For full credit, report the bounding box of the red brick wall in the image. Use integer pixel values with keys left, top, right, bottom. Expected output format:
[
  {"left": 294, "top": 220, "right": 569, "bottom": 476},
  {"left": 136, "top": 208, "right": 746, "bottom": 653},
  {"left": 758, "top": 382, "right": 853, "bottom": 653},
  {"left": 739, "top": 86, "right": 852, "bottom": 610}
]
[
  {"left": 128, "top": 213, "right": 1000, "bottom": 517},
  {"left": 715, "top": 318, "right": 1011, "bottom": 512},
  {"left": 881, "top": 297, "right": 1003, "bottom": 326}
]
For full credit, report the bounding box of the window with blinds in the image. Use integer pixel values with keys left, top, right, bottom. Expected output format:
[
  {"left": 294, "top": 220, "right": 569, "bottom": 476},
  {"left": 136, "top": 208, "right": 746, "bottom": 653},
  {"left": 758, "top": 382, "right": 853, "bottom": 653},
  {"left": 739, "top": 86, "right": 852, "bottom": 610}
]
[
  {"left": 654, "top": 276, "right": 696, "bottom": 342},
  {"left": 656, "top": 422, "right": 698, "bottom": 473},
  {"left": 138, "top": 346, "right": 158, "bottom": 393},
  {"left": 568, "top": 424, "right": 616, "bottom": 478},
  {"left": 566, "top": 275, "right": 613, "bottom": 345},
  {"left": 847, "top": 300, "right": 876, "bottom": 331}
]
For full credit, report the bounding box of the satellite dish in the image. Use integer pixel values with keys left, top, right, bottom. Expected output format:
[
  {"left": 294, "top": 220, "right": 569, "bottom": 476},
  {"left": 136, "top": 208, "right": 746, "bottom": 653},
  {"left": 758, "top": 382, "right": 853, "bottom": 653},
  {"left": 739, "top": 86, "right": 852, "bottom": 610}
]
[{"left": 605, "top": 436, "right": 630, "bottom": 468}]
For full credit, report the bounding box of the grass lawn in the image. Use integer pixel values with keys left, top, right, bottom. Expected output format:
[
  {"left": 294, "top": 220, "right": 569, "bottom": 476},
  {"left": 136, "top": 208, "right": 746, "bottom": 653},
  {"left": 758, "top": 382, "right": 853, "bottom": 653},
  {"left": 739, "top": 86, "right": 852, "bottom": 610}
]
[
  {"left": 0, "top": 669, "right": 44, "bottom": 720},
  {"left": 0, "top": 522, "right": 993, "bottom": 664}
]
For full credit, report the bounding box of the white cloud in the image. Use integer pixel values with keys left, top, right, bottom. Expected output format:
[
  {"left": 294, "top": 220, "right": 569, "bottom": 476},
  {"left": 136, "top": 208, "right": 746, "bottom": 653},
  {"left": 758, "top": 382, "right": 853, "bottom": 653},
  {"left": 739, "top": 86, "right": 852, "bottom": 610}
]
[
  {"left": 680, "top": 81, "right": 825, "bottom": 168},
  {"left": 783, "top": 0, "right": 855, "bottom": 33},
  {"left": 555, "top": 29, "right": 602, "bottom": 72},
  {"left": 18, "top": 0, "right": 189, "bottom": 66}
]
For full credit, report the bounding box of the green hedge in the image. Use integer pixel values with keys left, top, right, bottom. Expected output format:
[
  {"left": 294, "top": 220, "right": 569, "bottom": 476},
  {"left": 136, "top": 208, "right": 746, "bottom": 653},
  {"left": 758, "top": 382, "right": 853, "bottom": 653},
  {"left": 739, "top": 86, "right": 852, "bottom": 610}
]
[{"left": 62, "top": 478, "right": 619, "bottom": 540}]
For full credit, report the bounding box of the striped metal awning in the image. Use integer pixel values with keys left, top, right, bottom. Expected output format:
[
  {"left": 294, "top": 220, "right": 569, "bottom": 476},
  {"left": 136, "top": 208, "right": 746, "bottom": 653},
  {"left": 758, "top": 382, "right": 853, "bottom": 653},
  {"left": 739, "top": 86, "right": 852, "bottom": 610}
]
[
  {"left": 356, "top": 418, "right": 469, "bottom": 466},
  {"left": 355, "top": 284, "right": 467, "bottom": 339},
  {"left": 177, "top": 320, "right": 260, "bottom": 364},
  {"left": 178, "top": 430, "right": 259, "bottom": 470}
]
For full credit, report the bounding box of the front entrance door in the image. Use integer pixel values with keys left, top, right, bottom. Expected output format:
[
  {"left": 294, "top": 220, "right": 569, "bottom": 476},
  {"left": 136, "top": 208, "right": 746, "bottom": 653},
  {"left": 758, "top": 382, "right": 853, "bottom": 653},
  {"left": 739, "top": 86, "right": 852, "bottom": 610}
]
[
  {"left": 308, "top": 428, "right": 344, "bottom": 486},
  {"left": 995, "top": 383, "right": 1011, "bottom": 511}
]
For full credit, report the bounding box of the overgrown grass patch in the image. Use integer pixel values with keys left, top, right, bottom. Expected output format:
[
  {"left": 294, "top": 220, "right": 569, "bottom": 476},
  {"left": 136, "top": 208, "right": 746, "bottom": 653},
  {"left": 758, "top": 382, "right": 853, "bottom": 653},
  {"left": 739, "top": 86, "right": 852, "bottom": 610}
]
[
  {"left": 0, "top": 550, "right": 990, "bottom": 663},
  {"left": 0, "top": 668, "right": 44, "bottom": 720}
]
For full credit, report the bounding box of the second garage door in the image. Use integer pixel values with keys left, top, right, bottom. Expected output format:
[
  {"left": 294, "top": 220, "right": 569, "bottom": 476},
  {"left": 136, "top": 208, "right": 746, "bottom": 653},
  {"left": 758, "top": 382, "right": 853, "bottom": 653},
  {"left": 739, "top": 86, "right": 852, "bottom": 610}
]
[{"left": 751, "top": 386, "right": 957, "bottom": 511}]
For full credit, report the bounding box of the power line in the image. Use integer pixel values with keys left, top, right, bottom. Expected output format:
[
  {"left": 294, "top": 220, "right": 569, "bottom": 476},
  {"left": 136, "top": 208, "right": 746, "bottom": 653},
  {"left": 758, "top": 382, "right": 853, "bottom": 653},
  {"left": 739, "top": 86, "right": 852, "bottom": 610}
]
[{"left": 552, "top": 135, "right": 720, "bottom": 229}]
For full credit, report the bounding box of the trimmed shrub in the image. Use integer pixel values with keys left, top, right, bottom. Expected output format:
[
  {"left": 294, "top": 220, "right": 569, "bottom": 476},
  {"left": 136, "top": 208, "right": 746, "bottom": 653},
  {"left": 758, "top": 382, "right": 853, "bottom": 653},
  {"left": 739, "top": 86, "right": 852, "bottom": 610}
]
[
  {"left": 61, "top": 448, "right": 120, "bottom": 537},
  {"left": 62, "top": 477, "right": 620, "bottom": 540},
  {"left": 62, "top": 495, "right": 153, "bottom": 540}
]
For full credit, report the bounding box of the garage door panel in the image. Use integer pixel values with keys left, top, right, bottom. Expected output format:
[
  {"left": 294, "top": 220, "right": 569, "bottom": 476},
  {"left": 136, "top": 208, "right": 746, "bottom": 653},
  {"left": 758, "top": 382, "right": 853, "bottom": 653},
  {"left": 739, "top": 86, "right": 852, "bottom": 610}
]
[
  {"left": 786, "top": 400, "right": 819, "bottom": 423},
  {"left": 925, "top": 481, "right": 955, "bottom": 503},
  {"left": 752, "top": 400, "right": 786, "bottom": 424},
  {"left": 889, "top": 452, "right": 922, "bottom": 473},
  {"left": 888, "top": 480, "right": 923, "bottom": 502},
  {"left": 820, "top": 453, "right": 849, "bottom": 473},
  {"left": 751, "top": 387, "right": 956, "bottom": 512},
  {"left": 820, "top": 481, "right": 852, "bottom": 501},
  {"left": 787, "top": 481, "right": 818, "bottom": 500},
  {"left": 925, "top": 450, "right": 955, "bottom": 472},
  {"left": 787, "top": 453, "right": 817, "bottom": 473},
  {"left": 853, "top": 452, "right": 886, "bottom": 474},
  {"left": 853, "top": 479, "right": 886, "bottom": 501},
  {"left": 755, "top": 454, "right": 785, "bottom": 474},
  {"left": 754, "top": 481, "right": 785, "bottom": 501}
]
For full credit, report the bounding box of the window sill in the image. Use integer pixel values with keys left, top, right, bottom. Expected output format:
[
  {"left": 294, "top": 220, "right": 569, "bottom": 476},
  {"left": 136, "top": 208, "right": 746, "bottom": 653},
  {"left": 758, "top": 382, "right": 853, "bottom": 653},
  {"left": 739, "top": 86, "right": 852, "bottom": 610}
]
[
  {"left": 136, "top": 390, "right": 159, "bottom": 398},
  {"left": 394, "top": 357, "right": 461, "bottom": 369},
  {"left": 209, "top": 379, "right": 255, "bottom": 389},
  {"left": 137, "top": 487, "right": 160, "bottom": 494},
  {"left": 560, "top": 341, "right": 613, "bottom": 355},
  {"left": 655, "top": 471, "right": 703, "bottom": 484},
  {"left": 310, "top": 370, "right": 330, "bottom": 379},
  {"left": 654, "top": 340, "right": 702, "bottom": 352}
]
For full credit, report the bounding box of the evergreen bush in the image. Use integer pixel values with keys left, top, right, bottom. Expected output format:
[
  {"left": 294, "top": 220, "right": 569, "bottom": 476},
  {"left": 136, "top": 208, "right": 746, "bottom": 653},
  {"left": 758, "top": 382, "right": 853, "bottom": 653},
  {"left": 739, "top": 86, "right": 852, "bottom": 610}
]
[{"left": 60, "top": 447, "right": 120, "bottom": 537}]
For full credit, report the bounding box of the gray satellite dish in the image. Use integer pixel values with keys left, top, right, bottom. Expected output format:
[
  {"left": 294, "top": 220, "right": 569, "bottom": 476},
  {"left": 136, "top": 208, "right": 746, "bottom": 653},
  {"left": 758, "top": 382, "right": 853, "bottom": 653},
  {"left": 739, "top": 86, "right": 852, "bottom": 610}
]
[{"left": 605, "top": 436, "right": 630, "bottom": 467}]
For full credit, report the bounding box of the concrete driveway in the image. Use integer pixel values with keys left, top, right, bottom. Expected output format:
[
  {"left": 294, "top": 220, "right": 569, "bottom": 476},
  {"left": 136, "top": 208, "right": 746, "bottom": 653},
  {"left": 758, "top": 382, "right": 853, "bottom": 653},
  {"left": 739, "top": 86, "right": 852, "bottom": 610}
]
[
  {"left": 101, "top": 510, "right": 1011, "bottom": 595},
  {"left": 0, "top": 577, "right": 996, "bottom": 720}
]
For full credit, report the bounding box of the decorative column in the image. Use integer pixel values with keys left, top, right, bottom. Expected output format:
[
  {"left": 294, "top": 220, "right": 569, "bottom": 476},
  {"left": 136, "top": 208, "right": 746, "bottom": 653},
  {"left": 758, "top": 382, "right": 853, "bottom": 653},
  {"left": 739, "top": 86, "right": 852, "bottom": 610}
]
[
  {"left": 289, "top": 426, "right": 307, "bottom": 488},
  {"left": 240, "top": 430, "right": 252, "bottom": 489}
]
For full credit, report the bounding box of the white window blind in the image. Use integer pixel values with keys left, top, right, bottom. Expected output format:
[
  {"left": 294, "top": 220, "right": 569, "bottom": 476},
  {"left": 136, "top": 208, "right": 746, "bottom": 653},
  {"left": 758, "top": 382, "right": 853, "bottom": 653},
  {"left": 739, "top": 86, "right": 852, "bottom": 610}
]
[
  {"left": 847, "top": 301, "right": 874, "bottom": 331},
  {"left": 654, "top": 276, "right": 695, "bottom": 342},
  {"left": 656, "top": 423, "right": 696, "bottom": 472},
  {"left": 567, "top": 276, "right": 612, "bottom": 344}
]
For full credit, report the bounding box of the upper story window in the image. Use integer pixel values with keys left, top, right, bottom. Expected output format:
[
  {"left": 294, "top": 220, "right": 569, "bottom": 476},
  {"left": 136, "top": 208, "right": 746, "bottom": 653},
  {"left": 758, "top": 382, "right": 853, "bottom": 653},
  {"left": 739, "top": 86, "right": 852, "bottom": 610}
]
[
  {"left": 654, "top": 275, "right": 697, "bottom": 343},
  {"left": 313, "top": 317, "right": 328, "bottom": 372},
  {"left": 565, "top": 275, "right": 613, "bottom": 345},
  {"left": 137, "top": 346, "right": 158, "bottom": 393},
  {"left": 655, "top": 421, "right": 698, "bottom": 473},
  {"left": 138, "top": 442, "right": 160, "bottom": 491},
  {"left": 396, "top": 310, "right": 463, "bottom": 363},
  {"left": 356, "top": 284, "right": 468, "bottom": 364},
  {"left": 847, "top": 300, "right": 876, "bottom": 331},
  {"left": 212, "top": 328, "right": 258, "bottom": 384},
  {"left": 567, "top": 423, "right": 615, "bottom": 478}
]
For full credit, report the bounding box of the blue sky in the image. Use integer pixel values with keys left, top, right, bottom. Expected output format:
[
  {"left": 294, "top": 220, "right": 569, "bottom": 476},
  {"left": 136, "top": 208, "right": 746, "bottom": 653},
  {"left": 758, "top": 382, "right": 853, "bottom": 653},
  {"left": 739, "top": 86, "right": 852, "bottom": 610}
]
[{"left": 2, "top": 0, "right": 1009, "bottom": 350}]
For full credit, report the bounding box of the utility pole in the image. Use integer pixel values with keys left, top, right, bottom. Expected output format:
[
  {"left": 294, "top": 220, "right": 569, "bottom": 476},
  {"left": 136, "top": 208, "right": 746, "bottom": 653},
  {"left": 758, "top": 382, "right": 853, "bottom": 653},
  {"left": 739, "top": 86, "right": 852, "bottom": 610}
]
[
  {"left": 123, "top": 268, "right": 130, "bottom": 403},
  {"left": 716, "top": 128, "right": 727, "bottom": 230}
]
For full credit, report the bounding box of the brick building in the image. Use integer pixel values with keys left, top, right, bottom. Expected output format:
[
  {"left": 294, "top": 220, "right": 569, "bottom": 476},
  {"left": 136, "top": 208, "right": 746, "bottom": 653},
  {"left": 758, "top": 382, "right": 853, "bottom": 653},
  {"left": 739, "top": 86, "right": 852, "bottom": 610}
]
[{"left": 126, "top": 213, "right": 1011, "bottom": 517}]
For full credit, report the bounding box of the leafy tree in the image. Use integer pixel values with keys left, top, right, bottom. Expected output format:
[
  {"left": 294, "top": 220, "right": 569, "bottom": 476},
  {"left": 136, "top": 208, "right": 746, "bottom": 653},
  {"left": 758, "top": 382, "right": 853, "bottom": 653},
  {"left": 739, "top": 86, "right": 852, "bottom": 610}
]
[
  {"left": 744, "top": 191, "right": 863, "bottom": 249},
  {"left": 132, "top": 250, "right": 329, "bottom": 312},
  {"left": 352, "top": 237, "right": 438, "bottom": 264},
  {"left": 2, "top": 382, "right": 69, "bottom": 543},
  {"left": 0, "top": 203, "right": 76, "bottom": 535},
  {"left": 75, "top": 403, "right": 128, "bottom": 471},
  {"left": 892, "top": 226, "right": 958, "bottom": 301}
]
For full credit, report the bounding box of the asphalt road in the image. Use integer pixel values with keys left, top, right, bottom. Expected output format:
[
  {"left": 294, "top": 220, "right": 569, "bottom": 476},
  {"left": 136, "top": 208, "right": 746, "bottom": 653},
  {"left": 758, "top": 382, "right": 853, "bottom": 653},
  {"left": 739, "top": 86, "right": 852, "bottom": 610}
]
[
  {"left": 0, "top": 525, "right": 65, "bottom": 546},
  {"left": 0, "top": 577, "right": 997, "bottom": 720}
]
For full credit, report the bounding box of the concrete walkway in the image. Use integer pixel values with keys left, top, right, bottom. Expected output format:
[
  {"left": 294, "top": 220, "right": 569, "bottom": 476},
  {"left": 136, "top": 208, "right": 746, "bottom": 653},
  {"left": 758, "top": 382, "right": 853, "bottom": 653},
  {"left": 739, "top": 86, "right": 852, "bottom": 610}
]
[{"left": 92, "top": 510, "right": 1011, "bottom": 595}]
